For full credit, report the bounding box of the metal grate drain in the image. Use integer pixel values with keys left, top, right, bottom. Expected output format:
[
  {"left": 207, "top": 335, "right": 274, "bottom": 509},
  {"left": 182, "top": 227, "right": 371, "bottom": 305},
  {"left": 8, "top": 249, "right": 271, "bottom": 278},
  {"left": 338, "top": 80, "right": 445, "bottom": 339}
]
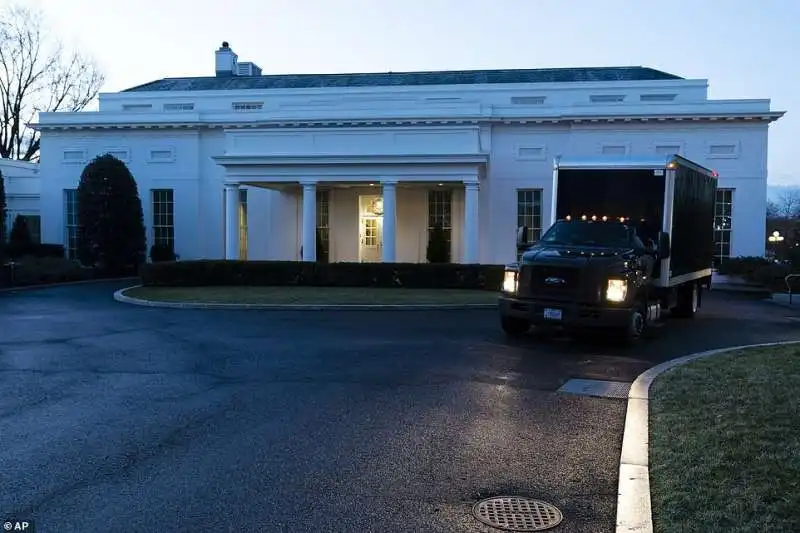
[{"left": 472, "top": 496, "right": 563, "bottom": 531}]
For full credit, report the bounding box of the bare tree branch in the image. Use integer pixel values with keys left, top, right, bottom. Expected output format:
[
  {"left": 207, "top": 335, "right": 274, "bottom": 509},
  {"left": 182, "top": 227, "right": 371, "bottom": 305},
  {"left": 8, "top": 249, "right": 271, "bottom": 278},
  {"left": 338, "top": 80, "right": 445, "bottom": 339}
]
[
  {"left": 774, "top": 190, "right": 800, "bottom": 219},
  {"left": 0, "top": 5, "right": 104, "bottom": 161}
]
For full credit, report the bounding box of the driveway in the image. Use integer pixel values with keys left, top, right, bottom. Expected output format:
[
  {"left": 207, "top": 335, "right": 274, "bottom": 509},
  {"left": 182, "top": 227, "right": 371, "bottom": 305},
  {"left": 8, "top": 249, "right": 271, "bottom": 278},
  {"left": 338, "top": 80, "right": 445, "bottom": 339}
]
[{"left": 1, "top": 282, "right": 798, "bottom": 533}]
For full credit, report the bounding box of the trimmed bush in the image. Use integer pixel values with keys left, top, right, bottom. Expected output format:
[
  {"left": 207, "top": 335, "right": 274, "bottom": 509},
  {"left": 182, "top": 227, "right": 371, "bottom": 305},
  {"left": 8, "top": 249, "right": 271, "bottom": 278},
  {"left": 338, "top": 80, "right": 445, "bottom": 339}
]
[
  {"left": 2, "top": 243, "right": 65, "bottom": 260},
  {"left": 77, "top": 153, "right": 146, "bottom": 275},
  {"left": 149, "top": 243, "right": 177, "bottom": 263},
  {"left": 751, "top": 263, "right": 795, "bottom": 291},
  {"left": 716, "top": 256, "right": 771, "bottom": 277},
  {"left": 140, "top": 260, "right": 506, "bottom": 291},
  {"left": 0, "top": 256, "right": 94, "bottom": 288},
  {"left": 9, "top": 214, "right": 32, "bottom": 247}
]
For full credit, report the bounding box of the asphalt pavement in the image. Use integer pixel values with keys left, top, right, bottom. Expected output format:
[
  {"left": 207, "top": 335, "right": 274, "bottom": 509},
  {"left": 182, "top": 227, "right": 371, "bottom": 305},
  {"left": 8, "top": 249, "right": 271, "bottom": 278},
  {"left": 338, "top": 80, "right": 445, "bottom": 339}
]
[{"left": 1, "top": 281, "right": 798, "bottom": 533}]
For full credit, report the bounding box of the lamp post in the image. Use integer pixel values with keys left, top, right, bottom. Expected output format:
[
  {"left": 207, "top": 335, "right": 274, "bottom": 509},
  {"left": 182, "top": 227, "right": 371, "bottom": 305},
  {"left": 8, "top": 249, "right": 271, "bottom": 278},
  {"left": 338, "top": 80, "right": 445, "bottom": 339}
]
[{"left": 768, "top": 230, "right": 784, "bottom": 261}]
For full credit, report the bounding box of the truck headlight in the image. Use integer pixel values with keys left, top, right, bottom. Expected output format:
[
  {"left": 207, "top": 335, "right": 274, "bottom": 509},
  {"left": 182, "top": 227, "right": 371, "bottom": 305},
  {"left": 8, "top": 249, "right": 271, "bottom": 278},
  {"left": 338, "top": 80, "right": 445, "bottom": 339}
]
[
  {"left": 606, "top": 279, "right": 627, "bottom": 302},
  {"left": 503, "top": 270, "right": 518, "bottom": 293}
]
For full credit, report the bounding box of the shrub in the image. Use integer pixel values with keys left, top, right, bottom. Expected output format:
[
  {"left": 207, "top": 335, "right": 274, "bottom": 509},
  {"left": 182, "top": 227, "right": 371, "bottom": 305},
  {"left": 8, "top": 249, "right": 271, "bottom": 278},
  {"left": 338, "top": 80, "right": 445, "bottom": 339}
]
[
  {"left": 140, "top": 260, "right": 506, "bottom": 291},
  {"left": 0, "top": 255, "right": 94, "bottom": 288},
  {"left": 426, "top": 223, "right": 450, "bottom": 263},
  {"left": 2, "top": 243, "right": 65, "bottom": 260},
  {"left": 9, "top": 214, "right": 32, "bottom": 247},
  {"left": 750, "top": 263, "right": 794, "bottom": 290},
  {"left": 77, "top": 153, "right": 146, "bottom": 275},
  {"left": 149, "top": 243, "right": 177, "bottom": 263},
  {"left": 716, "top": 256, "right": 771, "bottom": 277}
]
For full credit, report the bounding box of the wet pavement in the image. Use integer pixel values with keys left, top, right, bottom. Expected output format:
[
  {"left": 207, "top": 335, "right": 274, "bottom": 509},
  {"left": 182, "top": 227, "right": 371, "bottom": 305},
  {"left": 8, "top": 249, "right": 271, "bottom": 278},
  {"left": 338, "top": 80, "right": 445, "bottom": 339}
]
[{"left": 1, "top": 281, "right": 798, "bottom": 533}]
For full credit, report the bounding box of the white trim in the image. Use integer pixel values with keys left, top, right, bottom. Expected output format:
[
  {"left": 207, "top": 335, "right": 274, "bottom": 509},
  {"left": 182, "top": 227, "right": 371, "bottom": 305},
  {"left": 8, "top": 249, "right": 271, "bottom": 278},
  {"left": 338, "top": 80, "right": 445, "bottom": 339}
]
[
  {"left": 658, "top": 168, "right": 676, "bottom": 288},
  {"left": 103, "top": 147, "right": 131, "bottom": 162},
  {"left": 146, "top": 147, "right": 177, "bottom": 163},
  {"left": 705, "top": 141, "right": 741, "bottom": 159},
  {"left": 212, "top": 154, "right": 488, "bottom": 166},
  {"left": 62, "top": 149, "right": 88, "bottom": 164},
  {"left": 515, "top": 144, "right": 547, "bottom": 161},
  {"left": 599, "top": 142, "right": 631, "bottom": 156},
  {"left": 668, "top": 269, "right": 713, "bottom": 286}
]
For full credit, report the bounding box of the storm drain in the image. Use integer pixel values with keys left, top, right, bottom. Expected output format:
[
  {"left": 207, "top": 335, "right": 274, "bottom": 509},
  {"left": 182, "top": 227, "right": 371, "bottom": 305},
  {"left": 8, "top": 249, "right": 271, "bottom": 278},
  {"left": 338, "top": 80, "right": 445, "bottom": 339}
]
[
  {"left": 557, "top": 378, "right": 631, "bottom": 399},
  {"left": 471, "top": 496, "right": 563, "bottom": 531}
]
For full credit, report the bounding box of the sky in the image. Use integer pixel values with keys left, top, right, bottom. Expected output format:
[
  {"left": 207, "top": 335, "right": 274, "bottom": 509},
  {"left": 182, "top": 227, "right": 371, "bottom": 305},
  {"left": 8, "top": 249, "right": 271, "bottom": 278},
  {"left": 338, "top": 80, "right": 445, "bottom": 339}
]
[{"left": 8, "top": 0, "right": 798, "bottom": 186}]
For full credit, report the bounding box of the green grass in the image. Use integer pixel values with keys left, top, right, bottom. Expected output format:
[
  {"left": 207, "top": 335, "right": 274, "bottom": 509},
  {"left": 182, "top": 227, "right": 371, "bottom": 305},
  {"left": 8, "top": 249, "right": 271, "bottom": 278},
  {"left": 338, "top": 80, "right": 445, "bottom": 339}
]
[
  {"left": 125, "top": 285, "right": 499, "bottom": 305},
  {"left": 650, "top": 344, "right": 800, "bottom": 533}
]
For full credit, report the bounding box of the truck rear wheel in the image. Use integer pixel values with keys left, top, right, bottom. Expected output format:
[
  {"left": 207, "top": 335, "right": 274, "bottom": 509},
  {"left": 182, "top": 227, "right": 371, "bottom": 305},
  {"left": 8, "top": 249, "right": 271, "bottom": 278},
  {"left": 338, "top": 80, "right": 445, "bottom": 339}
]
[
  {"left": 672, "top": 282, "right": 700, "bottom": 319},
  {"left": 501, "top": 316, "right": 530, "bottom": 337}
]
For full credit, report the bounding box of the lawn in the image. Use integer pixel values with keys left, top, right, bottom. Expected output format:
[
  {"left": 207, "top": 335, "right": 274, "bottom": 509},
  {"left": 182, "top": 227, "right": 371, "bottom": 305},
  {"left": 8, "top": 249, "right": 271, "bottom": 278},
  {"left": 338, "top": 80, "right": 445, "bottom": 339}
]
[
  {"left": 124, "top": 285, "right": 499, "bottom": 305},
  {"left": 649, "top": 344, "right": 800, "bottom": 533}
]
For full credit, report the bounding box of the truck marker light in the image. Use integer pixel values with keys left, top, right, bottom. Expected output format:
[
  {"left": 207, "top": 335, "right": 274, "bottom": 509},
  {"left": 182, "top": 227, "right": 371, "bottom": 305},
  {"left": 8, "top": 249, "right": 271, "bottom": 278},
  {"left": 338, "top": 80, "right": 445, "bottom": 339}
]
[
  {"left": 602, "top": 216, "right": 608, "bottom": 221},
  {"left": 581, "top": 215, "right": 588, "bottom": 221},
  {"left": 619, "top": 217, "right": 626, "bottom": 223},
  {"left": 565, "top": 215, "right": 571, "bottom": 221},
  {"left": 591, "top": 215, "right": 597, "bottom": 221},
  {"left": 606, "top": 279, "right": 627, "bottom": 302}
]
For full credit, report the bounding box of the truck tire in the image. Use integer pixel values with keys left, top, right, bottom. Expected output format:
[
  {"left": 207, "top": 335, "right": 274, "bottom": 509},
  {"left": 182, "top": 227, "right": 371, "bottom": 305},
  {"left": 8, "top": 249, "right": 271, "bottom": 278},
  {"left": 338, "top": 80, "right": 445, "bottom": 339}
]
[
  {"left": 501, "top": 316, "right": 530, "bottom": 337},
  {"left": 619, "top": 304, "right": 647, "bottom": 344},
  {"left": 672, "top": 282, "right": 700, "bottom": 319}
]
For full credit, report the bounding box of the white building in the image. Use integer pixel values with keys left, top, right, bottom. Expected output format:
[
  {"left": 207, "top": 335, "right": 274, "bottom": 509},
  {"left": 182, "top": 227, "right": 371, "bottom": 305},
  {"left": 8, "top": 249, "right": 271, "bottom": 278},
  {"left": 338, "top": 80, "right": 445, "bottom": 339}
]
[
  {"left": 34, "top": 42, "right": 784, "bottom": 266},
  {"left": 1, "top": 158, "right": 41, "bottom": 242}
]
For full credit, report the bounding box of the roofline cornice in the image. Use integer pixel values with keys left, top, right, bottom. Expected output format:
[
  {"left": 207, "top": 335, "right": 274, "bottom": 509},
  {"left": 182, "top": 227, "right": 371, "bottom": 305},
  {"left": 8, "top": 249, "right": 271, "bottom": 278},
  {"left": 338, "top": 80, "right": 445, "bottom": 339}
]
[{"left": 30, "top": 111, "right": 786, "bottom": 131}]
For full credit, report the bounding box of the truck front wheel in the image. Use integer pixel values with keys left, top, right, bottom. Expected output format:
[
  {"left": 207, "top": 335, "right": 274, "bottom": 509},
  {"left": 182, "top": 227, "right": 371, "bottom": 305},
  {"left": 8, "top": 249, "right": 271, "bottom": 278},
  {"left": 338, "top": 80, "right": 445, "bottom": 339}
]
[{"left": 501, "top": 316, "right": 530, "bottom": 337}]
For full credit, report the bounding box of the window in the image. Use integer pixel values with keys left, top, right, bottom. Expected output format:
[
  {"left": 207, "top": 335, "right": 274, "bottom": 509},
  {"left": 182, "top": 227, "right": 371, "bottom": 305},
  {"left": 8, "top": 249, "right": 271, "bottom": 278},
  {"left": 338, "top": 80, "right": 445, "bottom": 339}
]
[
  {"left": 428, "top": 190, "right": 452, "bottom": 244},
  {"left": 713, "top": 188, "right": 734, "bottom": 267},
  {"left": 316, "top": 190, "right": 330, "bottom": 262},
  {"left": 517, "top": 189, "right": 543, "bottom": 242},
  {"left": 239, "top": 189, "right": 248, "bottom": 260},
  {"left": 64, "top": 189, "right": 79, "bottom": 259},
  {"left": 151, "top": 189, "right": 175, "bottom": 250},
  {"left": 163, "top": 103, "right": 194, "bottom": 111},
  {"left": 590, "top": 94, "right": 625, "bottom": 103}
]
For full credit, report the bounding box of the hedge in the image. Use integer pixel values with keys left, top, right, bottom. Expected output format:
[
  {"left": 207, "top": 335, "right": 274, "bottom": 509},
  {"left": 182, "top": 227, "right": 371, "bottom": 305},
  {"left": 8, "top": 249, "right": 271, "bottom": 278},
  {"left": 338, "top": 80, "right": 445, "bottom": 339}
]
[
  {"left": 1, "top": 243, "right": 66, "bottom": 260},
  {"left": 140, "top": 260, "right": 506, "bottom": 290}
]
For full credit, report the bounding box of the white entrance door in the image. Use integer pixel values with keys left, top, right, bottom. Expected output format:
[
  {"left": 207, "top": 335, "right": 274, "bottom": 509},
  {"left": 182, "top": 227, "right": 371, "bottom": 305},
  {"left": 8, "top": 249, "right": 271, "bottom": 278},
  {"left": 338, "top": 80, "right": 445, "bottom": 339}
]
[{"left": 359, "top": 195, "right": 384, "bottom": 262}]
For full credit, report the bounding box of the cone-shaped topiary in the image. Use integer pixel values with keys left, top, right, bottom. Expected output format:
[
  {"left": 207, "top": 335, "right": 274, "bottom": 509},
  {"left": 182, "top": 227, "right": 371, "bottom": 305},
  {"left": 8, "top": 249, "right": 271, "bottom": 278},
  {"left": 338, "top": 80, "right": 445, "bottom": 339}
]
[
  {"left": 9, "top": 213, "right": 32, "bottom": 247},
  {"left": 426, "top": 222, "right": 451, "bottom": 263},
  {"left": 77, "top": 153, "right": 146, "bottom": 275}
]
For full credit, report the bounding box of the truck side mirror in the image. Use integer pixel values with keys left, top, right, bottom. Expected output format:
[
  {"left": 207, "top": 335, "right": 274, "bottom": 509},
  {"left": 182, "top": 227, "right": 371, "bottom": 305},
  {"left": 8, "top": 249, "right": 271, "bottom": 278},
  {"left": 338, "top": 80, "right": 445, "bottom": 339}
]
[
  {"left": 516, "top": 226, "right": 529, "bottom": 248},
  {"left": 658, "top": 232, "right": 671, "bottom": 259}
]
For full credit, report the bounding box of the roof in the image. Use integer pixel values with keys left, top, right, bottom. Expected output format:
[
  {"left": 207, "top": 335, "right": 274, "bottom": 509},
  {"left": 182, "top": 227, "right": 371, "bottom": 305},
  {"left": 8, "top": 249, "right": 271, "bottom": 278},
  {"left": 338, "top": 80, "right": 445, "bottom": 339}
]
[{"left": 122, "top": 66, "right": 682, "bottom": 93}]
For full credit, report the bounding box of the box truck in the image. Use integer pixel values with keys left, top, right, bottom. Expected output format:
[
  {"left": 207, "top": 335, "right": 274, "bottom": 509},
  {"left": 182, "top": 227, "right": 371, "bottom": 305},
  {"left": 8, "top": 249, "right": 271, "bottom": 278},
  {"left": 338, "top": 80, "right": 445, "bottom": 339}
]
[{"left": 498, "top": 154, "right": 717, "bottom": 342}]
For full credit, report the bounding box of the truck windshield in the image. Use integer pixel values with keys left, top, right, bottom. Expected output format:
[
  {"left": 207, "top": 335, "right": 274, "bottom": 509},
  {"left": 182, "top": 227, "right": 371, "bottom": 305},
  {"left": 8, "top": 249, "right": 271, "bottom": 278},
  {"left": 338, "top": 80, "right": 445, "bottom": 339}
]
[{"left": 540, "top": 220, "right": 635, "bottom": 247}]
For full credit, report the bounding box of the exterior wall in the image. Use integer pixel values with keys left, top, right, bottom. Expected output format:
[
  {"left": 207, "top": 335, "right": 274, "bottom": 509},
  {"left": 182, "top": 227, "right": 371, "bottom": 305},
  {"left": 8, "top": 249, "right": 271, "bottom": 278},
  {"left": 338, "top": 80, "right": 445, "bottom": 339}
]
[
  {"left": 484, "top": 121, "right": 770, "bottom": 264},
  {"left": 37, "top": 118, "right": 771, "bottom": 264},
  {"left": 1, "top": 159, "right": 40, "bottom": 241}
]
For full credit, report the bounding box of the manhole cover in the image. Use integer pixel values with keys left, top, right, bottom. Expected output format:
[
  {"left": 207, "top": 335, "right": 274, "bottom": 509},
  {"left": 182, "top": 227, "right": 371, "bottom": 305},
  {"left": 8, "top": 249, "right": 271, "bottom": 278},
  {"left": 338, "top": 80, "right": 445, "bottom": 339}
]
[{"left": 472, "top": 496, "right": 563, "bottom": 531}]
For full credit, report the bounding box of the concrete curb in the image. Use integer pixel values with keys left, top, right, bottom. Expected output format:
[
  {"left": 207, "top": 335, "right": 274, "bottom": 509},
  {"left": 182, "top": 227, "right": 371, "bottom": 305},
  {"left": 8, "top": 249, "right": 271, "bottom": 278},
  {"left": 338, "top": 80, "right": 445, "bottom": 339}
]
[
  {"left": 113, "top": 285, "right": 498, "bottom": 311},
  {"left": 615, "top": 339, "right": 800, "bottom": 533},
  {"left": 0, "top": 277, "right": 139, "bottom": 294}
]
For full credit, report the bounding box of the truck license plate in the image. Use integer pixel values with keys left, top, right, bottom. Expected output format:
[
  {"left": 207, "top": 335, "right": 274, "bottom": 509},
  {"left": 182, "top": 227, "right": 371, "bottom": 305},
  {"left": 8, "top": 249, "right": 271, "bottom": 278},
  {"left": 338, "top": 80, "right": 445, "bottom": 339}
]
[{"left": 543, "top": 308, "right": 562, "bottom": 320}]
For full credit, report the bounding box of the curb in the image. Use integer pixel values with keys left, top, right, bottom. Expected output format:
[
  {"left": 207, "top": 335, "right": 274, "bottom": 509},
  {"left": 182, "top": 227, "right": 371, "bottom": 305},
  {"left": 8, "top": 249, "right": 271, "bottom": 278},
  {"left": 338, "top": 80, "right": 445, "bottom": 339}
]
[
  {"left": 113, "top": 285, "right": 498, "bottom": 311},
  {"left": 615, "top": 339, "right": 800, "bottom": 533},
  {"left": 1, "top": 277, "right": 139, "bottom": 294}
]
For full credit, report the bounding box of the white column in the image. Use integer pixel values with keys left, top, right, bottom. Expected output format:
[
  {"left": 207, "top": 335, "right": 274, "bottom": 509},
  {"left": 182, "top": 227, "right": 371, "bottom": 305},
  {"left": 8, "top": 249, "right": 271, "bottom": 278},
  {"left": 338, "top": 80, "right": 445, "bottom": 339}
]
[
  {"left": 301, "top": 181, "right": 317, "bottom": 261},
  {"left": 224, "top": 183, "right": 240, "bottom": 260},
  {"left": 381, "top": 180, "right": 397, "bottom": 263},
  {"left": 463, "top": 181, "right": 480, "bottom": 264}
]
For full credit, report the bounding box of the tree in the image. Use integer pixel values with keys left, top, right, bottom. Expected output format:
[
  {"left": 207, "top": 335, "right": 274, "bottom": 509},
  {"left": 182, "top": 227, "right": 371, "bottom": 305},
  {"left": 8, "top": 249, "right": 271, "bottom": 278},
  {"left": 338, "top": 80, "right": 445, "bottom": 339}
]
[
  {"left": 9, "top": 213, "right": 31, "bottom": 247},
  {"left": 0, "top": 170, "right": 5, "bottom": 245},
  {"left": 774, "top": 190, "right": 800, "bottom": 219},
  {"left": 0, "top": 5, "right": 104, "bottom": 161},
  {"left": 426, "top": 223, "right": 451, "bottom": 263},
  {"left": 766, "top": 200, "right": 780, "bottom": 219},
  {"left": 77, "top": 154, "right": 146, "bottom": 274}
]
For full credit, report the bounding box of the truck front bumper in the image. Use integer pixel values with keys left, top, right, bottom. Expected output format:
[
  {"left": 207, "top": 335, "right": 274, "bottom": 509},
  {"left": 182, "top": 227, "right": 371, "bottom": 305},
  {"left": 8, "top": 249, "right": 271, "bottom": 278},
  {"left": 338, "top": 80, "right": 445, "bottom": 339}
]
[{"left": 499, "top": 295, "right": 633, "bottom": 329}]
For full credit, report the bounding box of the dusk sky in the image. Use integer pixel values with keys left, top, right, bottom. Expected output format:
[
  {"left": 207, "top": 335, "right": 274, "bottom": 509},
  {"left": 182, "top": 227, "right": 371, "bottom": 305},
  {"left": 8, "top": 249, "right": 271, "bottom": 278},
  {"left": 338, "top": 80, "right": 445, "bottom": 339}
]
[{"left": 17, "top": 0, "right": 798, "bottom": 186}]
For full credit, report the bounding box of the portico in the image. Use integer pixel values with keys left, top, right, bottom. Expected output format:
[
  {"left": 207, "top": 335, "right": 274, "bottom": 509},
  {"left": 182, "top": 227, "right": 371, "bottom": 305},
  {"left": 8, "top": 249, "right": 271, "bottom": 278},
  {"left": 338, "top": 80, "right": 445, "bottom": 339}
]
[{"left": 221, "top": 175, "right": 482, "bottom": 264}]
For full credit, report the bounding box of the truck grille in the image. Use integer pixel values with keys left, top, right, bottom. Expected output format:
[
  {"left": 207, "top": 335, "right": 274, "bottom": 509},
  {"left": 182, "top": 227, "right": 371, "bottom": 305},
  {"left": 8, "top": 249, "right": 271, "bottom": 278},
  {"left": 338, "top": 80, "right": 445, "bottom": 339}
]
[{"left": 520, "top": 265, "right": 585, "bottom": 300}]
